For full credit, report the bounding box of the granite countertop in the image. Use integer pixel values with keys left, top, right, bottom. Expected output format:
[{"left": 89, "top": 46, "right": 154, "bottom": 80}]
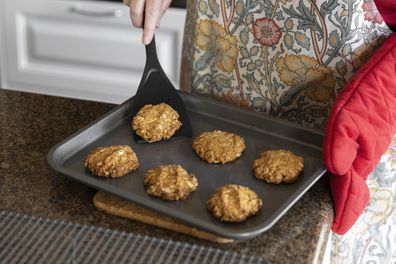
[{"left": 0, "top": 90, "right": 333, "bottom": 264}]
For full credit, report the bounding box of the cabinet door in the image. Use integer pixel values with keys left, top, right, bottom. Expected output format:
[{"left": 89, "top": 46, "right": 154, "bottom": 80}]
[{"left": 0, "top": 0, "right": 186, "bottom": 103}]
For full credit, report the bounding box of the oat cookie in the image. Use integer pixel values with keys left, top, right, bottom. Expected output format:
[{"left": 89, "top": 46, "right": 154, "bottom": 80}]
[
  {"left": 84, "top": 145, "right": 139, "bottom": 178},
  {"left": 132, "top": 103, "right": 182, "bottom": 143},
  {"left": 207, "top": 184, "right": 262, "bottom": 222},
  {"left": 192, "top": 130, "right": 245, "bottom": 164},
  {"left": 253, "top": 150, "right": 304, "bottom": 184},
  {"left": 144, "top": 165, "right": 198, "bottom": 201}
]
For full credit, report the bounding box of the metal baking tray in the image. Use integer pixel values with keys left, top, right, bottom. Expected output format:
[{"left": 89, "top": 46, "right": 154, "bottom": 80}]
[{"left": 48, "top": 91, "right": 326, "bottom": 240}]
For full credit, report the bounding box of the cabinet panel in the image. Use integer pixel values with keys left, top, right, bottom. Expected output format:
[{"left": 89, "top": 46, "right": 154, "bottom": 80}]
[{"left": 1, "top": 0, "right": 186, "bottom": 103}]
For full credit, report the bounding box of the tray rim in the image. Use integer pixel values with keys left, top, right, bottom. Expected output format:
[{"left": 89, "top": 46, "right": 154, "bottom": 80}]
[{"left": 47, "top": 91, "right": 327, "bottom": 240}]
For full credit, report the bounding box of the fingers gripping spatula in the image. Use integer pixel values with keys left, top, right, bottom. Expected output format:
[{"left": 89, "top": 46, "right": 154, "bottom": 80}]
[{"left": 130, "top": 36, "right": 192, "bottom": 142}]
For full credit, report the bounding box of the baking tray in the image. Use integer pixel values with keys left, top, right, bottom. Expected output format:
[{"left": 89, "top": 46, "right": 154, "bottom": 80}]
[{"left": 48, "top": 91, "right": 326, "bottom": 240}]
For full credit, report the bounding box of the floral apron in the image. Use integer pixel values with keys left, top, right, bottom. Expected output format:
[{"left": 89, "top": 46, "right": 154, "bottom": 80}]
[{"left": 180, "top": 0, "right": 389, "bottom": 130}]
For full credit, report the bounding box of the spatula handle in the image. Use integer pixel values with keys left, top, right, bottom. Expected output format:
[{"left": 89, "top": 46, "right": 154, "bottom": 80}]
[{"left": 145, "top": 35, "right": 162, "bottom": 70}]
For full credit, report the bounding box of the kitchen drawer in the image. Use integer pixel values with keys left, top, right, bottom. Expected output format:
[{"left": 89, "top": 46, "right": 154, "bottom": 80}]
[{"left": 0, "top": 0, "right": 186, "bottom": 103}]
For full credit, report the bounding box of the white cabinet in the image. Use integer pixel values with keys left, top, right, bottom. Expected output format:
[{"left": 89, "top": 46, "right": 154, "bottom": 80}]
[{"left": 0, "top": 0, "right": 186, "bottom": 103}]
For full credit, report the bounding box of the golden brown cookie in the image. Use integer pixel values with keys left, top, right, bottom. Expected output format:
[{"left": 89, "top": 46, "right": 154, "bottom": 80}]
[
  {"left": 144, "top": 165, "right": 198, "bottom": 201},
  {"left": 207, "top": 184, "right": 262, "bottom": 222},
  {"left": 84, "top": 145, "right": 139, "bottom": 178},
  {"left": 192, "top": 130, "right": 245, "bottom": 164},
  {"left": 253, "top": 149, "right": 304, "bottom": 184},
  {"left": 132, "top": 103, "right": 182, "bottom": 143}
]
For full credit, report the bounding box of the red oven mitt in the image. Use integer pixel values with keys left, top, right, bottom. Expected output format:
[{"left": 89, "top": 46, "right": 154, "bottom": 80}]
[{"left": 324, "top": 32, "right": 396, "bottom": 235}]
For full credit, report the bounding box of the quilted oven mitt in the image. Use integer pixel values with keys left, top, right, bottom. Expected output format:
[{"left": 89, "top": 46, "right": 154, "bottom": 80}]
[{"left": 324, "top": 32, "right": 396, "bottom": 235}]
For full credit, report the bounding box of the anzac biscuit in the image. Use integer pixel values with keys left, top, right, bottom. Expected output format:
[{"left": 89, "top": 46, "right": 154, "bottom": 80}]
[
  {"left": 253, "top": 149, "right": 304, "bottom": 184},
  {"left": 132, "top": 103, "right": 182, "bottom": 143},
  {"left": 192, "top": 130, "right": 245, "bottom": 164},
  {"left": 84, "top": 145, "right": 139, "bottom": 178},
  {"left": 144, "top": 165, "right": 198, "bottom": 201},
  {"left": 207, "top": 184, "right": 262, "bottom": 222}
]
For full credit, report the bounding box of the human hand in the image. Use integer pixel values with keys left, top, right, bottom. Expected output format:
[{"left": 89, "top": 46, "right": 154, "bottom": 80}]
[{"left": 124, "top": 0, "right": 172, "bottom": 45}]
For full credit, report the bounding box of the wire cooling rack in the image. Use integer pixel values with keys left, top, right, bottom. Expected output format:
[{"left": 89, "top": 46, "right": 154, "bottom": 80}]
[{"left": 0, "top": 210, "right": 268, "bottom": 264}]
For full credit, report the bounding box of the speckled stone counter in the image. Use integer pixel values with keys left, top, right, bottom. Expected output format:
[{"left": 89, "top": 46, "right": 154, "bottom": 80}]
[{"left": 0, "top": 90, "right": 334, "bottom": 264}]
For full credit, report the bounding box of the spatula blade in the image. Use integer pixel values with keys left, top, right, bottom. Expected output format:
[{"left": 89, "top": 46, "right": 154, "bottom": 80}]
[{"left": 130, "top": 38, "right": 192, "bottom": 143}]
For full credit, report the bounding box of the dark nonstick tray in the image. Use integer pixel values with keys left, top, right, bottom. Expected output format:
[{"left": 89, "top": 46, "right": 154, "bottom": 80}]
[{"left": 48, "top": 91, "right": 326, "bottom": 240}]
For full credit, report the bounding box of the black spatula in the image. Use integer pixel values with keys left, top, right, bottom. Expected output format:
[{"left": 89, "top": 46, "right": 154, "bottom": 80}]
[{"left": 130, "top": 36, "right": 192, "bottom": 143}]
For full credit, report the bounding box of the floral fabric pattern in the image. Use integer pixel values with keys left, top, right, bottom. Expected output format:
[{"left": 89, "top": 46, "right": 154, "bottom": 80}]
[
  {"left": 275, "top": 54, "right": 335, "bottom": 104},
  {"left": 181, "top": 0, "right": 391, "bottom": 130},
  {"left": 362, "top": 0, "right": 384, "bottom": 24},
  {"left": 252, "top": 18, "right": 282, "bottom": 46},
  {"left": 195, "top": 20, "right": 239, "bottom": 73}
]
